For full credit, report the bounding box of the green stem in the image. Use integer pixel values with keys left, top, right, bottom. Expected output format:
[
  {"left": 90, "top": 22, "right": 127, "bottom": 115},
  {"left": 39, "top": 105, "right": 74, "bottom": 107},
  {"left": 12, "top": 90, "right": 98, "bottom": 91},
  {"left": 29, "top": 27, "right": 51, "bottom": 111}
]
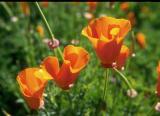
[
  {"left": 103, "top": 69, "right": 109, "bottom": 100},
  {"left": 113, "top": 68, "right": 132, "bottom": 89},
  {"left": 35, "top": 2, "right": 54, "bottom": 39},
  {"left": 35, "top": 2, "right": 63, "bottom": 60},
  {"left": 1, "top": 2, "right": 13, "bottom": 17}
]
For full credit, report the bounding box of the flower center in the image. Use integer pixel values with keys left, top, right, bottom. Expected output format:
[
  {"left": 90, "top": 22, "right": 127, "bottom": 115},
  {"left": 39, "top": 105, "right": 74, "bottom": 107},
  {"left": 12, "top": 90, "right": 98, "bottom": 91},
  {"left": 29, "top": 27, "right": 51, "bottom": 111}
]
[
  {"left": 108, "top": 25, "right": 120, "bottom": 40},
  {"left": 110, "top": 27, "right": 120, "bottom": 36}
]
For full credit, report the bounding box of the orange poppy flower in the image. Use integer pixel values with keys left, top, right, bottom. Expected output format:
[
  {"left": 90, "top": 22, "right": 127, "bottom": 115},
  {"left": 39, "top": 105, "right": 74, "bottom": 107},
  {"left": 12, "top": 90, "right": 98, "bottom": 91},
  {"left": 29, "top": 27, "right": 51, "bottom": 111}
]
[
  {"left": 116, "top": 45, "right": 130, "bottom": 70},
  {"left": 136, "top": 32, "right": 146, "bottom": 49},
  {"left": 82, "top": 16, "right": 131, "bottom": 68},
  {"left": 120, "top": 2, "right": 129, "bottom": 12},
  {"left": 87, "top": 2, "right": 97, "bottom": 12},
  {"left": 37, "top": 25, "right": 44, "bottom": 38},
  {"left": 157, "top": 62, "right": 160, "bottom": 96},
  {"left": 41, "top": 45, "right": 90, "bottom": 90},
  {"left": 20, "top": 2, "right": 30, "bottom": 16},
  {"left": 17, "top": 68, "right": 52, "bottom": 109}
]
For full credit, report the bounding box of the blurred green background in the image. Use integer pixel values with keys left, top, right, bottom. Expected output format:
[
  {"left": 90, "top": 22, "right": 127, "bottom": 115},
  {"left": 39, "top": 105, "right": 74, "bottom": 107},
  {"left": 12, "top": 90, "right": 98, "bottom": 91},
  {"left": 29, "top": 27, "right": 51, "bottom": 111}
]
[{"left": 0, "top": 2, "right": 160, "bottom": 116}]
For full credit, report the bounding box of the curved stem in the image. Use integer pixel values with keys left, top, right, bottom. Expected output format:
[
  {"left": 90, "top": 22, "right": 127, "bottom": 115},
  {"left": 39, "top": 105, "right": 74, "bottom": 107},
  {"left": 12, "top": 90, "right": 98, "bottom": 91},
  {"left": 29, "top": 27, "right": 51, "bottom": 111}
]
[
  {"left": 1, "top": 2, "right": 13, "bottom": 17},
  {"left": 35, "top": 2, "right": 63, "bottom": 60},
  {"left": 103, "top": 69, "right": 109, "bottom": 100},
  {"left": 113, "top": 68, "right": 132, "bottom": 89},
  {"left": 35, "top": 2, "right": 54, "bottom": 40}
]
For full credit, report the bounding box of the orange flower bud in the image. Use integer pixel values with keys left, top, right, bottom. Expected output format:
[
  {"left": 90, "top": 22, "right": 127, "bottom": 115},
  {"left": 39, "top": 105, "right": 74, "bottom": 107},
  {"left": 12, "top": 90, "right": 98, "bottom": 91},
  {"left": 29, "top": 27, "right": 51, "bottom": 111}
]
[
  {"left": 136, "top": 32, "right": 146, "bottom": 49},
  {"left": 41, "top": 45, "right": 90, "bottom": 90},
  {"left": 47, "top": 39, "right": 60, "bottom": 49},
  {"left": 20, "top": 2, "right": 30, "bottom": 16},
  {"left": 120, "top": 2, "right": 129, "bottom": 12},
  {"left": 36, "top": 25, "right": 44, "bottom": 38},
  {"left": 82, "top": 16, "right": 131, "bottom": 68},
  {"left": 87, "top": 2, "right": 97, "bottom": 12},
  {"left": 17, "top": 68, "right": 52, "bottom": 109}
]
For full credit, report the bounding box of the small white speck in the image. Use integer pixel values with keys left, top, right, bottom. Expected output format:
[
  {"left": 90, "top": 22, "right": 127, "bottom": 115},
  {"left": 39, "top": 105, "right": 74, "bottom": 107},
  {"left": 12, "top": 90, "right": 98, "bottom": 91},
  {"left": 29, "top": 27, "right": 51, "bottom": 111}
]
[
  {"left": 112, "top": 62, "right": 117, "bottom": 67},
  {"left": 11, "top": 16, "right": 18, "bottom": 23},
  {"left": 155, "top": 102, "right": 160, "bottom": 112},
  {"left": 69, "top": 84, "right": 74, "bottom": 88},
  {"left": 132, "top": 53, "right": 136, "bottom": 57}
]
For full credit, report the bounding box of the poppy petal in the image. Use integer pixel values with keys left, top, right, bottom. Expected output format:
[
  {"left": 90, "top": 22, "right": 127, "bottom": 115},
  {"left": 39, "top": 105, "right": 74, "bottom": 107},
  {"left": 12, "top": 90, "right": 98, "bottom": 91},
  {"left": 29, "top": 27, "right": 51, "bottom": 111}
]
[{"left": 41, "top": 56, "right": 60, "bottom": 79}]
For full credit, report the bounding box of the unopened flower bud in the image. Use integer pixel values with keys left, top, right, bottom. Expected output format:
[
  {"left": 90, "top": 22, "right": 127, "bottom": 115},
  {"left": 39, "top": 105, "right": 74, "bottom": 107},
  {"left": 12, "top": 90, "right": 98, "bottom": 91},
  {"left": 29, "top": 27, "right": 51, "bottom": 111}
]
[
  {"left": 132, "top": 53, "right": 136, "bottom": 57},
  {"left": 155, "top": 102, "right": 160, "bottom": 112},
  {"left": 127, "top": 89, "right": 138, "bottom": 98},
  {"left": 48, "top": 39, "right": 60, "bottom": 49}
]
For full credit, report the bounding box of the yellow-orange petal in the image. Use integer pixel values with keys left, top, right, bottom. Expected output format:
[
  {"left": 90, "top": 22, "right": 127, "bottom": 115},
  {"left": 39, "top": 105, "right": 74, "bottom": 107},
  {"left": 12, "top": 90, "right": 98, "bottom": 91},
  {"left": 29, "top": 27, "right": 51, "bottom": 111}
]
[
  {"left": 116, "top": 45, "right": 130, "bottom": 70},
  {"left": 82, "top": 24, "right": 98, "bottom": 48},
  {"left": 41, "top": 56, "right": 60, "bottom": 78},
  {"left": 82, "top": 16, "right": 131, "bottom": 44},
  {"left": 63, "top": 45, "right": 90, "bottom": 73},
  {"left": 136, "top": 32, "right": 146, "bottom": 49}
]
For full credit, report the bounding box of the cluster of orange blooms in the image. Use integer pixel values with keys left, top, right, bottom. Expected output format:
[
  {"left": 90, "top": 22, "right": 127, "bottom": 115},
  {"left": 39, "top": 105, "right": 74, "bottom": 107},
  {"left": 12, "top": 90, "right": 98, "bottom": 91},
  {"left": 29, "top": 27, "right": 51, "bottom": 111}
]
[
  {"left": 17, "top": 15, "right": 132, "bottom": 109},
  {"left": 16, "top": 2, "right": 152, "bottom": 110},
  {"left": 17, "top": 45, "right": 90, "bottom": 109}
]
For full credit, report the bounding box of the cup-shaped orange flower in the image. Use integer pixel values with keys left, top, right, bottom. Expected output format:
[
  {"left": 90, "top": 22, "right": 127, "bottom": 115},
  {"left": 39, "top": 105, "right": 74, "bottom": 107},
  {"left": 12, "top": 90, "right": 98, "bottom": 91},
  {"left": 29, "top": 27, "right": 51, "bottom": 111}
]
[
  {"left": 82, "top": 16, "right": 131, "bottom": 68},
  {"left": 136, "top": 32, "right": 146, "bottom": 49},
  {"left": 116, "top": 45, "right": 130, "bottom": 70},
  {"left": 157, "top": 62, "right": 160, "bottom": 97},
  {"left": 41, "top": 45, "right": 90, "bottom": 90},
  {"left": 17, "top": 68, "right": 52, "bottom": 109}
]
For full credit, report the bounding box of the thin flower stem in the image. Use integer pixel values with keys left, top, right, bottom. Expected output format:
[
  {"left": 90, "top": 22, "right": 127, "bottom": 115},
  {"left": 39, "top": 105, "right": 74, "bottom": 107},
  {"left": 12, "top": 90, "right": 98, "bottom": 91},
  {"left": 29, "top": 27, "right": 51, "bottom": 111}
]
[
  {"left": 113, "top": 67, "right": 133, "bottom": 89},
  {"left": 1, "top": 2, "right": 13, "bottom": 17},
  {"left": 103, "top": 69, "right": 109, "bottom": 100},
  {"left": 35, "top": 2, "right": 54, "bottom": 40},
  {"left": 35, "top": 2, "right": 63, "bottom": 60}
]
